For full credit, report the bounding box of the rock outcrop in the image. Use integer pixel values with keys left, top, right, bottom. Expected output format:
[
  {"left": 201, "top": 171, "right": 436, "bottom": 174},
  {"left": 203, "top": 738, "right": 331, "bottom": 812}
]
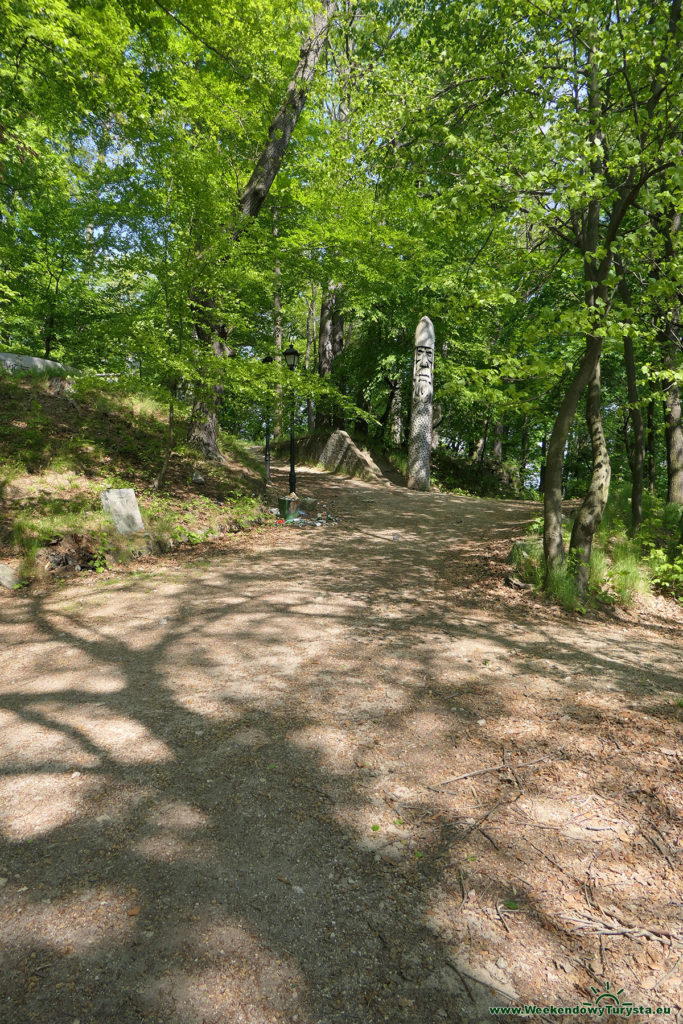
[
  {"left": 0, "top": 353, "right": 74, "bottom": 376},
  {"left": 318, "top": 431, "right": 387, "bottom": 484}
]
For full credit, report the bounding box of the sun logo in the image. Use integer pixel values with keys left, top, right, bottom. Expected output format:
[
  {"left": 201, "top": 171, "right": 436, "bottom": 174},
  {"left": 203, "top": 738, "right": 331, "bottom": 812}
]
[{"left": 585, "top": 981, "right": 633, "bottom": 1009}]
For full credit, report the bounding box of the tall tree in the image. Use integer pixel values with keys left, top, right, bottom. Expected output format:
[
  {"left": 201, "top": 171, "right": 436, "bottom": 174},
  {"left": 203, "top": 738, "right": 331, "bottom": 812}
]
[{"left": 187, "top": 0, "right": 339, "bottom": 458}]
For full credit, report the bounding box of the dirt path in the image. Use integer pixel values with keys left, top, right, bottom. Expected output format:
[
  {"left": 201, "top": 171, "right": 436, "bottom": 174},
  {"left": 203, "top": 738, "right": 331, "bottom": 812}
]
[{"left": 1, "top": 464, "right": 682, "bottom": 1024}]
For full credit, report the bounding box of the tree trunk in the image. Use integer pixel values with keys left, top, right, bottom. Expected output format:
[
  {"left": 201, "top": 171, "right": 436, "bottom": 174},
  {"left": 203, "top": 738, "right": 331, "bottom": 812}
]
[
  {"left": 539, "top": 432, "right": 547, "bottom": 494},
  {"left": 543, "top": 336, "right": 603, "bottom": 571},
  {"left": 236, "top": 2, "right": 338, "bottom": 224},
  {"left": 622, "top": 412, "right": 633, "bottom": 473},
  {"left": 664, "top": 401, "right": 672, "bottom": 492},
  {"left": 187, "top": 336, "right": 233, "bottom": 461},
  {"left": 431, "top": 403, "right": 442, "bottom": 450},
  {"left": 569, "top": 360, "right": 611, "bottom": 598},
  {"left": 334, "top": 310, "right": 346, "bottom": 359},
  {"left": 623, "top": 333, "right": 645, "bottom": 531},
  {"left": 655, "top": 211, "right": 683, "bottom": 503},
  {"left": 192, "top": 2, "right": 337, "bottom": 449},
  {"left": 305, "top": 282, "right": 317, "bottom": 432},
  {"left": 272, "top": 207, "right": 283, "bottom": 438},
  {"left": 647, "top": 398, "right": 656, "bottom": 493},
  {"left": 492, "top": 420, "right": 503, "bottom": 461},
  {"left": 546, "top": 43, "right": 606, "bottom": 570},
  {"left": 519, "top": 416, "right": 529, "bottom": 477},
  {"left": 316, "top": 282, "right": 343, "bottom": 428},
  {"left": 664, "top": 371, "right": 683, "bottom": 504},
  {"left": 618, "top": 263, "right": 645, "bottom": 531},
  {"left": 332, "top": 310, "right": 346, "bottom": 428},
  {"left": 318, "top": 283, "right": 340, "bottom": 376},
  {"left": 661, "top": 301, "right": 683, "bottom": 503},
  {"left": 187, "top": 399, "right": 222, "bottom": 461},
  {"left": 544, "top": 40, "right": 616, "bottom": 574},
  {"left": 473, "top": 418, "right": 488, "bottom": 465},
  {"left": 545, "top": 1, "right": 682, "bottom": 567},
  {"left": 390, "top": 382, "right": 403, "bottom": 446}
]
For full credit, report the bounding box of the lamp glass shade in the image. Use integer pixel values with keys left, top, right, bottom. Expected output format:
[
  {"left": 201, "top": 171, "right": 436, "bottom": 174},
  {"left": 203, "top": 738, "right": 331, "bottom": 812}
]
[{"left": 283, "top": 344, "right": 299, "bottom": 370}]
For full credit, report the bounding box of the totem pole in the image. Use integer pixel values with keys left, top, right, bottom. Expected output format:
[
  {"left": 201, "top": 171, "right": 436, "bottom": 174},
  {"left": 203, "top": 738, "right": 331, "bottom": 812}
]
[{"left": 407, "top": 316, "right": 435, "bottom": 491}]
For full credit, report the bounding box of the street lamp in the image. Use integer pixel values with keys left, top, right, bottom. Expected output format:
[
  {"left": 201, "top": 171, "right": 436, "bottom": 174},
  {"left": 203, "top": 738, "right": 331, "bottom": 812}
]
[
  {"left": 283, "top": 344, "right": 300, "bottom": 371},
  {"left": 283, "top": 344, "right": 300, "bottom": 494}
]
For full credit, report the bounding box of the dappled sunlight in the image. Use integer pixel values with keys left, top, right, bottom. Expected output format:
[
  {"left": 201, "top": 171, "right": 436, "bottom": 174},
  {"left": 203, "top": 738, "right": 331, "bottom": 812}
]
[
  {"left": 173, "top": 691, "right": 243, "bottom": 720},
  {"left": 396, "top": 710, "right": 455, "bottom": 755},
  {"left": 146, "top": 801, "right": 211, "bottom": 829},
  {"left": 139, "top": 919, "right": 307, "bottom": 1024},
  {"left": 513, "top": 792, "right": 635, "bottom": 841},
  {"left": 221, "top": 725, "right": 270, "bottom": 750},
  {"left": 133, "top": 834, "right": 216, "bottom": 865},
  {"left": 290, "top": 725, "right": 367, "bottom": 771},
  {"left": 31, "top": 703, "right": 175, "bottom": 764},
  {"left": 0, "top": 672, "right": 124, "bottom": 697},
  {"left": 0, "top": 708, "right": 101, "bottom": 769},
  {"left": 6, "top": 888, "right": 135, "bottom": 954},
  {"left": 0, "top": 464, "right": 681, "bottom": 1021},
  {"left": 0, "top": 773, "right": 99, "bottom": 839}
]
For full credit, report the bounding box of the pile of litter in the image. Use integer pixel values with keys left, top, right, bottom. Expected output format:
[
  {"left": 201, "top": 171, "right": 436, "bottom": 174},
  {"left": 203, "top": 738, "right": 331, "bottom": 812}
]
[{"left": 268, "top": 508, "right": 339, "bottom": 529}]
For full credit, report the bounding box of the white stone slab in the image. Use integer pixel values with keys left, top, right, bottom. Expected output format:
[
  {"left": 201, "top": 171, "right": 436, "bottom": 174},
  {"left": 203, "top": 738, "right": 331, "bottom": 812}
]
[
  {"left": 0, "top": 565, "right": 18, "bottom": 589},
  {"left": 101, "top": 488, "right": 144, "bottom": 534}
]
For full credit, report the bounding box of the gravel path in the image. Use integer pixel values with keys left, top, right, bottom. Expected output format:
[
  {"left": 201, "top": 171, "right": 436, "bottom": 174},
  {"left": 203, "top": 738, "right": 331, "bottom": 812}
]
[{"left": 1, "top": 463, "right": 682, "bottom": 1023}]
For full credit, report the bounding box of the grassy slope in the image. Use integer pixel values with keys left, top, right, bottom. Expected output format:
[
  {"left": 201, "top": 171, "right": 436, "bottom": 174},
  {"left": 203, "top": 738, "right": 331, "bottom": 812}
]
[{"left": 0, "top": 373, "right": 267, "bottom": 583}]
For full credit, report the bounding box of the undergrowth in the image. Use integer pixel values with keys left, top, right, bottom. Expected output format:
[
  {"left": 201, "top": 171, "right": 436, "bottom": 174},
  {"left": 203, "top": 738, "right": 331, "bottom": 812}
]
[
  {"left": 380, "top": 445, "right": 539, "bottom": 499},
  {"left": 513, "top": 488, "right": 683, "bottom": 610}
]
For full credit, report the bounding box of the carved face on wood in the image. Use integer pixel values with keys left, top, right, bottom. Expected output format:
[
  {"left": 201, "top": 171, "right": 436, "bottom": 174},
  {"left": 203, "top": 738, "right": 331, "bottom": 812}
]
[
  {"left": 413, "top": 317, "right": 435, "bottom": 402},
  {"left": 414, "top": 346, "right": 433, "bottom": 400}
]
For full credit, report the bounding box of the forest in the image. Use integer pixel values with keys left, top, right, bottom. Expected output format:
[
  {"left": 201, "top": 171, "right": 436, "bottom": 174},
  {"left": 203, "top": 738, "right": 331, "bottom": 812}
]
[
  {"left": 2, "top": 5, "right": 683, "bottom": 1022},
  {"left": 1, "top": 0, "right": 683, "bottom": 605}
]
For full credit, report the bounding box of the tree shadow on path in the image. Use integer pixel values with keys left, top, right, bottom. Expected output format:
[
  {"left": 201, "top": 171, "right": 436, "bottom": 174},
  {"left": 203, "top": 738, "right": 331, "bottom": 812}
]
[{"left": 1, "top": 464, "right": 681, "bottom": 1023}]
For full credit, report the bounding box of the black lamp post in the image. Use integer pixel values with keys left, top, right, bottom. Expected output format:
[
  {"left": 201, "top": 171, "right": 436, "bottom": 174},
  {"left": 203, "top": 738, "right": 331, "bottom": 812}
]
[{"left": 283, "top": 343, "right": 300, "bottom": 494}]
